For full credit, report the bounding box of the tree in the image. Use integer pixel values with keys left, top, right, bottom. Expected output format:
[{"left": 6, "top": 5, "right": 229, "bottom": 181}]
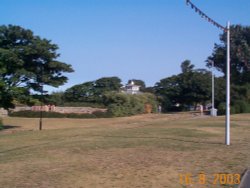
[
  {"left": 155, "top": 75, "right": 181, "bottom": 111},
  {"left": 95, "top": 77, "right": 122, "bottom": 93},
  {"left": 103, "top": 92, "right": 157, "bottom": 117},
  {"left": 155, "top": 60, "right": 211, "bottom": 111},
  {"left": 207, "top": 25, "right": 250, "bottom": 114},
  {"left": 207, "top": 25, "right": 250, "bottom": 84},
  {"left": 181, "top": 60, "right": 195, "bottom": 73},
  {"left": 0, "top": 25, "right": 74, "bottom": 109},
  {"left": 64, "top": 81, "right": 96, "bottom": 103},
  {"left": 64, "top": 76, "right": 122, "bottom": 104},
  {"left": 44, "top": 91, "right": 65, "bottom": 106}
]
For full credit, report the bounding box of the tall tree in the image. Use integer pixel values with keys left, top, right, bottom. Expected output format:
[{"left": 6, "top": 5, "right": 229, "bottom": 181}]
[
  {"left": 64, "top": 77, "right": 122, "bottom": 104},
  {"left": 155, "top": 60, "right": 211, "bottom": 111},
  {"left": 94, "top": 77, "right": 122, "bottom": 102},
  {"left": 0, "top": 25, "right": 74, "bottom": 109},
  {"left": 64, "top": 81, "right": 95, "bottom": 103},
  {"left": 181, "top": 60, "right": 194, "bottom": 73},
  {"left": 207, "top": 25, "right": 250, "bottom": 84}
]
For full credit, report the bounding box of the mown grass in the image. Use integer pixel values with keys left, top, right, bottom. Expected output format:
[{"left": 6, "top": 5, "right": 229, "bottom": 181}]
[{"left": 0, "top": 113, "right": 249, "bottom": 188}]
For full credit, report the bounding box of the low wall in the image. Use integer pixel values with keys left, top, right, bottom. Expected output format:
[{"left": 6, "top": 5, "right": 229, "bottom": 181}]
[
  {"left": 0, "top": 108, "right": 8, "bottom": 117},
  {"left": 12, "top": 106, "right": 107, "bottom": 114},
  {"left": 53, "top": 107, "right": 107, "bottom": 114}
]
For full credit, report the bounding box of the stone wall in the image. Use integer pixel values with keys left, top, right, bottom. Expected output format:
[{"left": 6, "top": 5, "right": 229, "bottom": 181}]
[
  {"left": 0, "top": 108, "right": 8, "bottom": 117},
  {"left": 12, "top": 106, "right": 32, "bottom": 112},
  {"left": 53, "top": 107, "right": 107, "bottom": 114},
  {"left": 12, "top": 106, "right": 107, "bottom": 114}
]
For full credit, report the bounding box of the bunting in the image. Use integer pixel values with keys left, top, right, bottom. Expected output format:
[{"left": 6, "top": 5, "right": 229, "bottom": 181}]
[{"left": 186, "top": 0, "right": 227, "bottom": 32}]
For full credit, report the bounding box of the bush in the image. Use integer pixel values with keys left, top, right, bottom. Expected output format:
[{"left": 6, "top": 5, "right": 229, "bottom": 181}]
[
  {"left": 103, "top": 92, "right": 158, "bottom": 117},
  {"left": 8, "top": 110, "right": 111, "bottom": 119},
  {"left": 232, "top": 100, "right": 250, "bottom": 114},
  {"left": 217, "top": 101, "right": 250, "bottom": 115},
  {"left": 217, "top": 102, "right": 226, "bottom": 115},
  {"left": 62, "top": 102, "right": 105, "bottom": 108},
  {"left": 0, "top": 119, "right": 3, "bottom": 130},
  {"left": 92, "top": 111, "right": 112, "bottom": 118},
  {"left": 9, "top": 111, "right": 64, "bottom": 118}
]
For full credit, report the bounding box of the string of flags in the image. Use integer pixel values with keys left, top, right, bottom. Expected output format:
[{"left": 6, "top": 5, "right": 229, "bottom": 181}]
[{"left": 186, "top": 0, "right": 227, "bottom": 32}]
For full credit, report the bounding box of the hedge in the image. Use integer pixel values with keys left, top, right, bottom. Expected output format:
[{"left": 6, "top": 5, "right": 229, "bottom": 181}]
[
  {"left": 9, "top": 110, "right": 111, "bottom": 119},
  {"left": 103, "top": 92, "right": 158, "bottom": 117},
  {"left": 0, "top": 119, "right": 3, "bottom": 130},
  {"left": 218, "top": 100, "right": 250, "bottom": 115}
]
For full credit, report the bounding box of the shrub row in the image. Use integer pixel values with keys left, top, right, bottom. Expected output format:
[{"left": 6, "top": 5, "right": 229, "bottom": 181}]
[
  {"left": 0, "top": 119, "right": 3, "bottom": 130},
  {"left": 103, "top": 92, "right": 158, "bottom": 117},
  {"left": 217, "top": 100, "right": 250, "bottom": 115},
  {"left": 9, "top": 110, "right": 112, "bottom": 119},
  {"left": 61, "top": 102, "right": 106, "bottom": 108}
]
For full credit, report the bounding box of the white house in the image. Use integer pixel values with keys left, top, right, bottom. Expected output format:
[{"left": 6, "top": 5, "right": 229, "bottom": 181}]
[{"left": 124, "top": 81, "right": 140, "bottom": 94}]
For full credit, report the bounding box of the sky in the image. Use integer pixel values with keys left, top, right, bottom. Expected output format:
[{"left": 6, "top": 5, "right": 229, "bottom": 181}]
[{"left": 0, "top": 0, "right": 250, "bottom": 92}]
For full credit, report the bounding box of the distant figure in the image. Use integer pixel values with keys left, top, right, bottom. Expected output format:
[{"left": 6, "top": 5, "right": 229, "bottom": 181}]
[
  {"left": 158, "top": 105, "right": 162, "bottom": 113},
  {"left": 51, "top": 105, "right": 55, "bottom": 112},
  {"left": 145, "top": 104, "right": 152, "bottom": 113},
  {"left": 200, "top": 104, "right": 203, "bottom": 115}
]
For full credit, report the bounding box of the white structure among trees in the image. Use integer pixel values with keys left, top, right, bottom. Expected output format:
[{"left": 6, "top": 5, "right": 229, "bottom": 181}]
[{"left": 124, "top": 81, "right": 140, "bottom": 94}]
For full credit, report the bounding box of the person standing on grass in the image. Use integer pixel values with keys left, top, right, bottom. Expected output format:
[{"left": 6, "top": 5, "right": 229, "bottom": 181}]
[
  {"left": 158, "top": 105, "right": 162, "bottom": 113},
  {"left": 200, "top": 104, "right": 203, "bottom": 115}
]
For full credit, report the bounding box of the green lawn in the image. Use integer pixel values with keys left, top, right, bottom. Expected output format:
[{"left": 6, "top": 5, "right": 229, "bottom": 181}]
[{"left": 0, "top": 113, "right": 249, "bottom": 188}]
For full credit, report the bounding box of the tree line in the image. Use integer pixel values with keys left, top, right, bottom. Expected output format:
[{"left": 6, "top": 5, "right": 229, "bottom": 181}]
[{"left": 1, "top": 24, "right": 250, "bottom": 116}]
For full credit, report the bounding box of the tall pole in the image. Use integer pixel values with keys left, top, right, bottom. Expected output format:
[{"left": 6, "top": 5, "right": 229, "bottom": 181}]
[
  {"left": 39, "top": 87, "right": 43, "bottom": 131},
  {"left": 185, "top": 0, "right": 231, "bottom": 145},
  {"left": 212, "top": 60, "right": 215, "bottom": 116},
  {"left": 39, "top": 65, "right": 43, "bottom": 131},
  {"left": 226, "top": 21, "right": 230, "bottom": 145}
]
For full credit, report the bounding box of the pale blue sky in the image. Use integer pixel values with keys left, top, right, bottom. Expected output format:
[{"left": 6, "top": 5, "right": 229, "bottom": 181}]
[{"left": 1, "top": 0, "right": 250, "bottom": 91}]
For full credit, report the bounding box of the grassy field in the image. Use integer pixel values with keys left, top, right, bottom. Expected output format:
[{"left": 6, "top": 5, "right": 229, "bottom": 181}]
[{"left": 0, "top": 113, "right": 250, "bottom": 188}]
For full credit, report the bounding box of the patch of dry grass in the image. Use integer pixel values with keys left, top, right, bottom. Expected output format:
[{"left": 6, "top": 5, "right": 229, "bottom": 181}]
[{"left": 0, "top": 113, "right": 249, "bottom": 188}]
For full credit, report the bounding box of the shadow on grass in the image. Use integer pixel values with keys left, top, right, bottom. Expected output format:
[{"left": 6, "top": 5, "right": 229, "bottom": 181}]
[
  {"left": 0, "top": 125, "right": 20, "bottom": 131},
  {"left": 0, "top": 133, "right": 224, "bottom": 155},
  {"left": 84, "top": 134, "right": 225, "bottom": 146}
]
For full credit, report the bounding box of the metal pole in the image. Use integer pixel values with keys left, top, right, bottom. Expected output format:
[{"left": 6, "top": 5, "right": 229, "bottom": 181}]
[
  {"left": 39, "top": 84, "right": 43, "bottom": 131},
  {"left": 39, "top": 106, "right": 43, "bottom": 130},
  {"left": 39, "top": 66, "right": 43, "bottom": 131},
  {"left": 212, "top": 61, "right": 215, "bottom": 116},
  {"left": 226, "top": 21, "right": 230, "bottom": 145},
  {"left": 185, "top": 0, "right": 231, "bottom": 146}
]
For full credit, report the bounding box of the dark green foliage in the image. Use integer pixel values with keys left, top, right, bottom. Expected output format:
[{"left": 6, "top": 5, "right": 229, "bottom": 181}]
[
  {"left": 231, "top": 84, "right": 250, "bottom": 103},
  {"left": 181, "top": 60, "right": 195, "bottom": 73},
  {"left": 62, "top": 102, "right": 105, "bottom": 108},
  {"left": 207, "top": 25, "right": 250, "bottom": 85},
  {"left": 92, "top": 111, "right": 112, "bottom": 118},
  {"left": 8, "top": 110, "right": 111, "bottom": 119},
  {"left": 0, "top": 119, "right": 3, "bottom": 130},
  {"left": 143, "top": 86, "right": 155, "bottom": 94},
  {"left": 207, "top": 25, "right": 250, "bottom": 115},
  {"left": 213, "top": 77, "right": 226, "bottom": 108},
  {"left": 0, "top": 25, "right": 74, "bottom": 109},
  {"left": 218, "top": 101, "right": 250, "bottom": 115},
  {"left": 155, "top": 60, "right": 211, "bottom": 111},
  {"left": 103, "top": 92, "right": 157, "bottom": 117},
  {"left": 64, "top": 81, "right": 96, "bottom": 103},
  {"left": 9, "top": 111, "right": 65, "bottom": 118},
  {"left": 44, "top": 92, "right": 65, "bottom": 106},
  {"left": 217, "top": 102, "right": 226, "bottom": 115},
  {"left": 232, "top": 100, "right": 250, "bottom": 114},
  {"left": 215, "top": 80, "right": 250, "bottom": 115},
  {"left": 95, "top": 77, "right": 122, "bottom": 93},
  {"left": 64, "top": 77, "right": 122, "bottom": 104}
]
